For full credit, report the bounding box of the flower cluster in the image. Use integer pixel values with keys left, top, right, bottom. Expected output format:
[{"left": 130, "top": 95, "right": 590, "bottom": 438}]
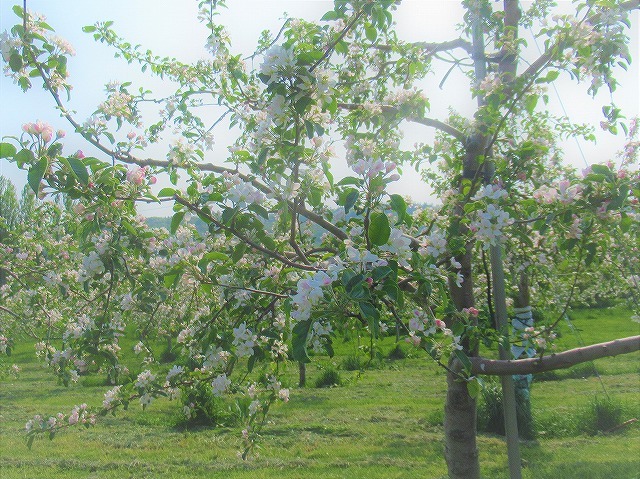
[
  {"left": 470, "top": 204, "right": 513, "bottom": 249},
  {"left": 232, "top": 323, "right": 257, "bottom": 358},
  {"left": 533, "top": 180, "right": 582, "bottom": 205},
  {"left": 223, "top": 172, "right": 266, "bottom": 206},
  {"left": 22, "top": 120, "right": 59, "bottom": 143},
  {"left": 77, "top": 251, "right": 105, "bottom": 282},
  {"left": 290, "top": 271, "right": 334, "bottom": 323},
  {"left": 379, "top": 228, "right": 412, "bottom": 268},
  {"left": 260, "top": 45, "right": 297, "bottom": 84}
]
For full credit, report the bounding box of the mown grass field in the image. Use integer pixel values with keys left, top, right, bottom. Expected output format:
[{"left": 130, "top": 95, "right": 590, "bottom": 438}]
[{"left": 1, "top": 306, "right": 638, "bottom": 478}]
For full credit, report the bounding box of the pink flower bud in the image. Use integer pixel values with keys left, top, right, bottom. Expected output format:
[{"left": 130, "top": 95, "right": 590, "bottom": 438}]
[
  {"left": 127, "top": 131, "right": 136, "bottom": 140},
  {"left": 149, "top": 176, "right": 157, "bottom": 185},
  {"left": 57, "top": 130, "right": 65, "bottom": 138},
  {"left": 76, "top": 150, "right": 85, "bottom": 159}
]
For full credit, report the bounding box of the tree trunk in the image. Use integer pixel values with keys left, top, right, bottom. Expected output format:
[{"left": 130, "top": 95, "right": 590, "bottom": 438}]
[
  {"left": 445, "top": 234, "right": 480, "bottom": 478},
  {"left": 444, "top": 365, "right": 480, "bottom": 479},
  {"left": 298, "top": 361, "right": 306, "bottom": 387}
]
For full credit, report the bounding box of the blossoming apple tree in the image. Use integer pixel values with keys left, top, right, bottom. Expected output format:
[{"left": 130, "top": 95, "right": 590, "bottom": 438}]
[{"left": 1, "top": 1, "right": 639, "bottom": 477}]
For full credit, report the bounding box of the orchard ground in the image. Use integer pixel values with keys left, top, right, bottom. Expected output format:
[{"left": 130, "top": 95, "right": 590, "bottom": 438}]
[{"left": 1, "top": 305, "right": 638, "bottom": 479}]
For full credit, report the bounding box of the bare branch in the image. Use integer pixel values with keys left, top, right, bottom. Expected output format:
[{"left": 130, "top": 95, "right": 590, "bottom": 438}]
[
  {"left": 338, "top": 102, "right": 465, "bottom": 143},
  {"left": 374, "top": 38, "right": 473, "bottom": 56},
  {"left": 467, "top": 335, "right": 640, "bottom": 376},
  {"left": 310, "top": 8, "right": 366, "bottom": 72}
]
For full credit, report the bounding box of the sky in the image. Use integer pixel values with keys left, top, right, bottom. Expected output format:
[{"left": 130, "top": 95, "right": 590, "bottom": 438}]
[{"left": 1, "top": 0, "right": 638, "bottom": 216}]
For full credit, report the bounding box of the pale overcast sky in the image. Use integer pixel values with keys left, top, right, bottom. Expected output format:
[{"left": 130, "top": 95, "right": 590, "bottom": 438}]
[{"left": 1, "top": 1, "right": 638, "bottom": 215}]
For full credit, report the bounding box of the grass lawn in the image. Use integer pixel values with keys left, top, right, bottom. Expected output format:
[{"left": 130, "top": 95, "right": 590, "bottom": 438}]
[{"left": 1, "top": 306, "right": 638, "bottom": 478}]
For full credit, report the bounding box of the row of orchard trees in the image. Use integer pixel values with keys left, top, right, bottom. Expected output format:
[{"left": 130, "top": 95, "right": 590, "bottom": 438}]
[{"left": 1, "top": 1, "right": 639, "bottom": 477}]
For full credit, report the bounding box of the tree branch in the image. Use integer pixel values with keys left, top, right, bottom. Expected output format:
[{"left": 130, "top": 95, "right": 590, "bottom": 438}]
[
  {"left": 373, "top": 38, "right": 473, "bottom": 56},
  {"left": 507, "top": 0, "right": 639, "bottom": 98},
  {"left": 338, "top": 102, "right": 465, "bottom": 143},
  {"left": 467, "top": 335, "right": 640, "bottom": 375},
  {"left": 173, "top": 194, "right": 318, "bottom": 271}
]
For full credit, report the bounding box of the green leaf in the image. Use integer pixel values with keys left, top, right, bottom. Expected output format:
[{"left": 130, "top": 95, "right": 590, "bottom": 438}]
[
  {"left": 9, "top": 53, "right": 22, "bottom": 72},
  {"left": 345, "top": 273, "right": 364, "bottom": 293},
  {"left": 320, "top": 10, "right": 340, "bottom": 21},
  {"left": 524, "top": 94, "right": 538, "bottom": 114},
  {"left": 322, "top": 161, "right": 333, "bottom": 188},
  {"left": 324, "top": 340, "right": 334, "bottom": 358},
  {"left": 248, "top": 203, "right": 270, "bottom": 220},
  {"left": 164, "top": 270, "right": 182, "bottom": 288},
  {"left": 359, "top": 301, "right": 380, "bottom": 338},
  {"left": 336, "top": 176, "right": 362, "bottom": 187},
  {"left": 292, "top": 319, "right": 312, "bottom": 363},
  {"left": 348, "top": 284, "right": 371, "bottom": 301},
  {"left": 294, "top": 96, "right": 313, "bottom": 115},
  {"left": 584, "top": 243, "right": 598, "bottom": 266},
  {"left": 590, "top": 164, "right": 613, "bottom": 178},
  {"left": 365, "top": 24, "right": 377, "bottom": 42},
  {"left": 359, "top": 301, "right": 379, "bottom": 320},
  {"left": 201, "top": 251, "right": 229, "bottom": 262},
  {"left": 67, "top": 156, "right": 89, "bottom": 185},
  {"left": 334, "top": 40, "right": 348, "bottom": 55},
  {"left": 0, "top": 142, "right": 17, "bottom": 158},
  {"left": 82, "top": 25, "right": 96, "bottom": 32},
  {"left": 170, "top": 211, "right": 185, "bottom": 234},
  {"left": 157, "top": 187, "right": 176, "bottom": 197},
  {"left": 308, "top": 186, "right": 322, "bottom": 207},
  {"left": 232, "top": 243, "right": 247, "bottom": 262},
  {"left": 371, "top": 265, "right": 392, "bottom": 281},
  {"left": 368, "top": 212, "right": 391, "bottom": 246},
  {"left": 454, "top": 349, "right": 472, "bottom": 374},
  {"left": 14, "top": 148, "right": 35, "bottom": 167},
  {"left": 389, "top": 194, "right": 406, "bottom": 225},
  {"left": 344, "top": 189, "right": 358, "bottom": 214},
  {"left": 27, "top": 157, "right": 47, "bottom": 194},
  {"left": 466, "top": 377, "right": 481, "bottom": 399},
  {"left": 536, "top": 70, "right": 560, "bottom": 84},
  {"left": 304, "top": 120, "right": 315, "bottom": 139},
  {"left": 382, "top": 282, "right": 399, "bottom": 302}
]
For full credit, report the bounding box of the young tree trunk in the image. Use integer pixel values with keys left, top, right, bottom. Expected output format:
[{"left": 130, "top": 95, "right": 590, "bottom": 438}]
[
  {"left": 298, "top": 361, "right": 306, "bottom": 387},
  {"left": 445, "top": 238, "right": 480, "bottom": 478},
  {"left": 444, "top": 365, "right": 480, "bottom": 479}
]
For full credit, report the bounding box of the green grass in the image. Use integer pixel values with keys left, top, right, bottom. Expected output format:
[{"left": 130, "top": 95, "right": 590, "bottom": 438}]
[{"left": 1, "top": 306, "right": 638, "bottom": 478}]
